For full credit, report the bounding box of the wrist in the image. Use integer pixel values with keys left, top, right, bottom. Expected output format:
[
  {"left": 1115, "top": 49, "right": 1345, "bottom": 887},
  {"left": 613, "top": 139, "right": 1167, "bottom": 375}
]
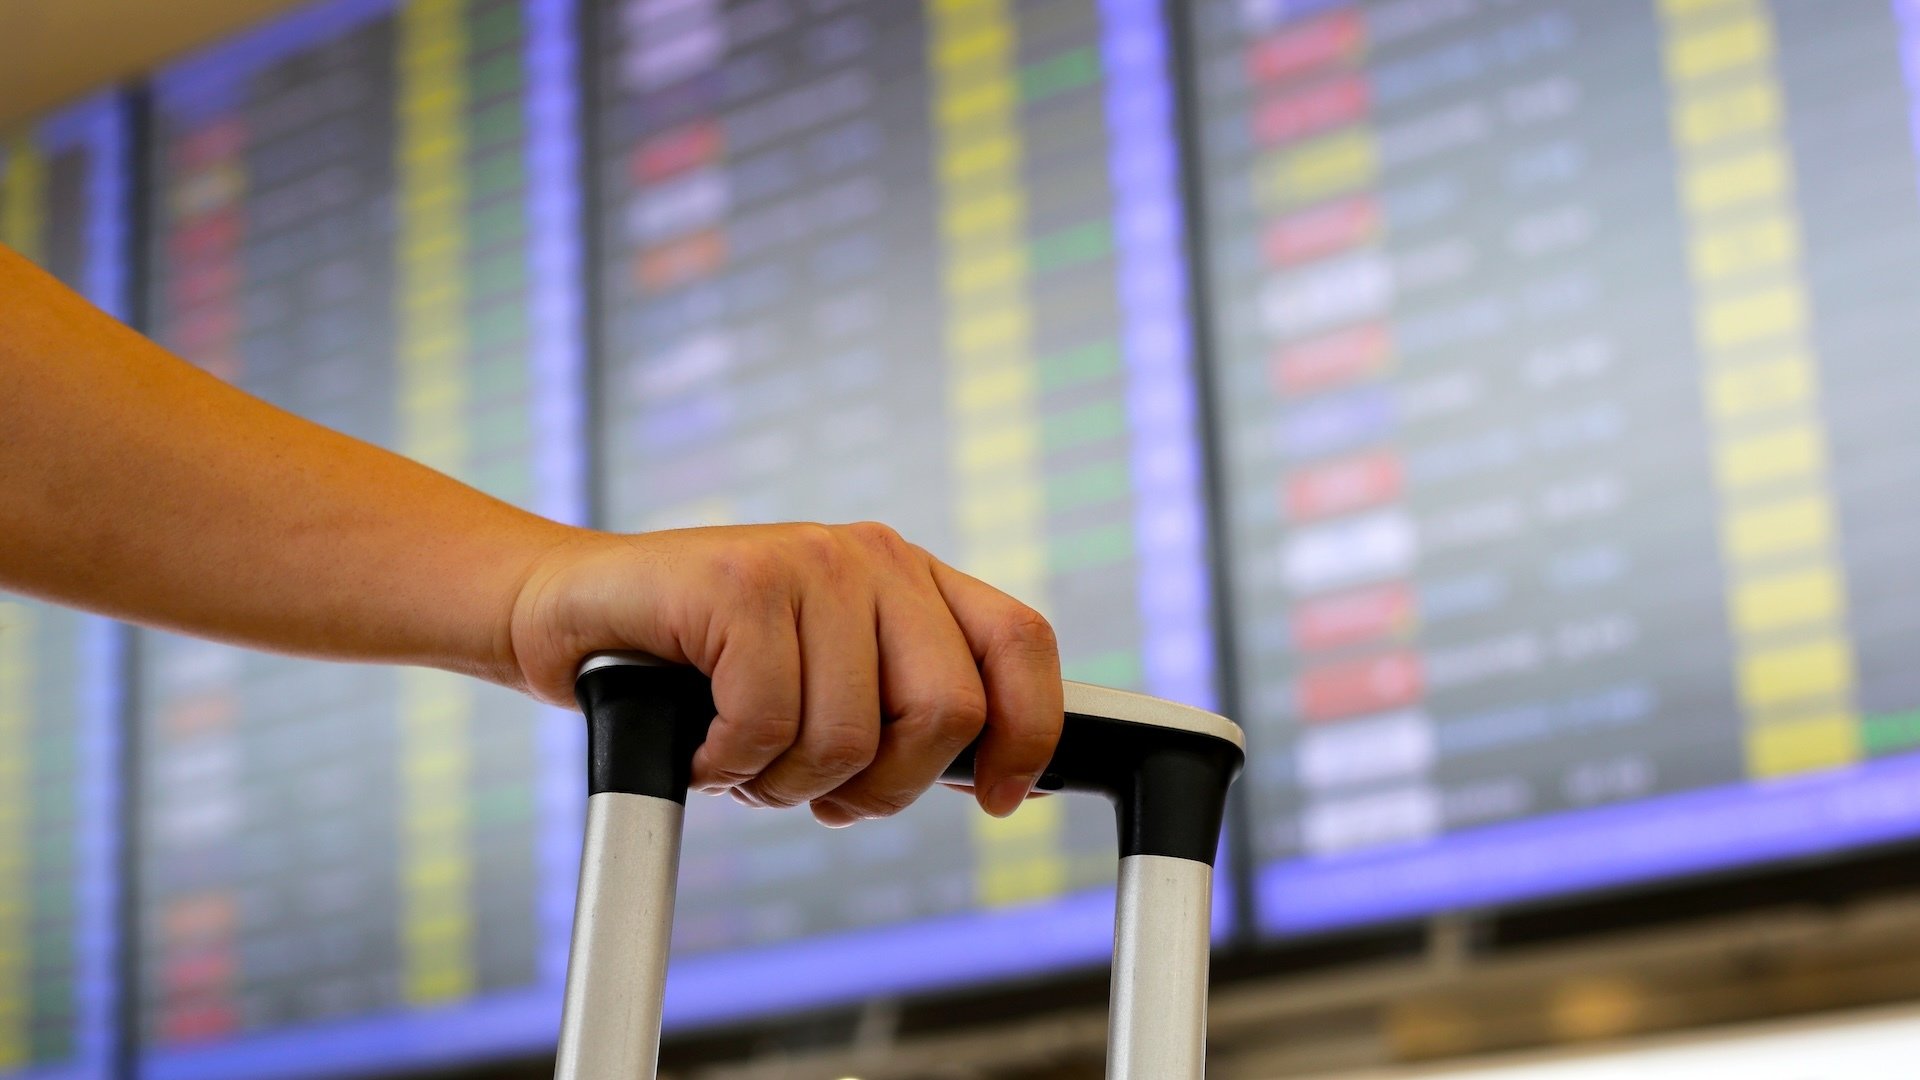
[
  {"left": 474, "top": 517, "right": 594, "bottom": 697},
  {"left": 496, "top": 525, "right": 638, "bottom": 705}
]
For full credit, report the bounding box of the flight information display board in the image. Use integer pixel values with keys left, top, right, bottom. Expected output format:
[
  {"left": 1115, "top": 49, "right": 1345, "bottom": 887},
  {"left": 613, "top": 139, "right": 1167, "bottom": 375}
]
[
  {"left": 594, "top": 0, "right": 1217, "bottom": 1025},
  {"left": 1188, "top": 0, "right": 1920, "bottom": 935},
  {"left": 141, "top": 1, "right": 583, "bottom": 1077},
  {"left": 0, "top": 93, "right": 129, "bottom": 1080}
]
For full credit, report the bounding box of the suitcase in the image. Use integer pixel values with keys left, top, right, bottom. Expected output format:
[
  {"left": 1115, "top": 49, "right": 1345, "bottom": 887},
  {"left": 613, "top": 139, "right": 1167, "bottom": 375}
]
[{"left": 553, "top": 651, "right": 1246, "bottom": 1080}]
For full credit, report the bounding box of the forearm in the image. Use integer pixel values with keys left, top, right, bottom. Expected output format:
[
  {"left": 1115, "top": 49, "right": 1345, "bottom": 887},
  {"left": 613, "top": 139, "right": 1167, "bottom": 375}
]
[{"left": 0, "top": 245, "right": 574, "bottom": 688}]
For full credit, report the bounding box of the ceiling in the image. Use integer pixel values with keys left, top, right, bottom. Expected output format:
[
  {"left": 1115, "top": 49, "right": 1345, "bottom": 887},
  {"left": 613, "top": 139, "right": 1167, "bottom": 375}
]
[{"left": 0, "top": 0, "right": 306, "bottom": 129}]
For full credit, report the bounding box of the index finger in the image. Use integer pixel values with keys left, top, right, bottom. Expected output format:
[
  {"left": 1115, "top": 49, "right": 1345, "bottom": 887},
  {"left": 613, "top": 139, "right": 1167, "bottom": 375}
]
[
  {"left": 691, "top": 612, "right": 803, "bottom": 793},
  {"left": 927, "top": 559, "right": 1062, "bottom": 817}
]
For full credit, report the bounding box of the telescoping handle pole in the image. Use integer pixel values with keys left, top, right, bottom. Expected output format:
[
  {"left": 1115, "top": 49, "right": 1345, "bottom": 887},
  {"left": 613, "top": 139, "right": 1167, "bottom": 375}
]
[
  {"left": 553, "top": 654, "right": 715, "bottom": 1080},
  {"left": 1110, "top": 853, "right": 1214, "bottom": 1077},
  {"left": 942, "top": 681, "right": 1244, "bottom": 1080}
]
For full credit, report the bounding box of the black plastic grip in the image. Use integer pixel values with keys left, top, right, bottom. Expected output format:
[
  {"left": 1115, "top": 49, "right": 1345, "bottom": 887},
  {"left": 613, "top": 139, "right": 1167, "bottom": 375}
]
[
  {"left": 940, "top": 714, "right": 1243, "bottom": 866},
  {"left": 573, "top": 659, "right": 1244, "bottom": 864},
  {"left": 575, "top": 662, "right": 717, "bottom": 804}
]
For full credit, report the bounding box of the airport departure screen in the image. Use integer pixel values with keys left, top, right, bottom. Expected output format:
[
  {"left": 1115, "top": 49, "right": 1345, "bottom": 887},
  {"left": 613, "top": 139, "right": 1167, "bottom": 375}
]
[
  {"left": 593, "top": 0, "right": 1218, "bottom": 1025},
  {"left": 141, "top": 2, "right": 584, "bottom": 1077},
  {"left": 0, "top": 94, "right": 128, "bottom": 1080},
  {"left": 1187, "top": 0, "right": 1920, "bottom": 935}
]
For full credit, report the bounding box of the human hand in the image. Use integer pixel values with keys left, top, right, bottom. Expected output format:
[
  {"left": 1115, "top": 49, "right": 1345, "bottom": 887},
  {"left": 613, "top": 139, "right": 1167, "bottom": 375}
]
[{"left": 506, "top": 523, "right": 1063, "bottom": 825}]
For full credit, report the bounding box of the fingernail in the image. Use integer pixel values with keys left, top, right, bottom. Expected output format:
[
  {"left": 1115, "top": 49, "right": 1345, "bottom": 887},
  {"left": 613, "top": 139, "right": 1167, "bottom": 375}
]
[
  {"left": 813, "top": 799, "right": 859, "bottom": 829},
  {"left": 987, "top": 773, "right": 1038, "bottom": 818}
]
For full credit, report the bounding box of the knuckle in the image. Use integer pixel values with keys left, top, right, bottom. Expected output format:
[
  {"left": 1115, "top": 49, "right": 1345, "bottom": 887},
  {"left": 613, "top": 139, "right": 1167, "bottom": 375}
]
[
  {"left": 995, "top": 605, "right": 1058, "bottom": 656},
  {"left": 914, "top": 687, "right": 988, "bottom": 745},
  {"left": 846, "top": 520, "right": 908, "bottom": 558},
  {"left": 811, "top": 727, "right": 880, "bottom": 777},
  {"left": 729, "top": 710, "right": 800, "bottom": 758},
  {"left": 750, "top": 722, "right": 801, "bottom": 759},
  {"left": 790, "top": 523, "right": 843, "bottom": 563}
]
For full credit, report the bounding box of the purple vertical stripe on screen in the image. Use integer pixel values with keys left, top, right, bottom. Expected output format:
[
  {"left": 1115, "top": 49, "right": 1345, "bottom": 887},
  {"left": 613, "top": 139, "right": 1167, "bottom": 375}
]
[
  {"left": 522, "top": 0, "right": 589, "bottom": 995},
  {"left": 87, "top": 99, "right": 129, "bottom": 321},
  {"left": 70, "top": 616, "right": 122, "bottom": 1079},
  {"left": 1101, "top": 0, "right": 1217, "bottom": 710},
  {"left": 1899, "top": 1, "right": 1920, "bottom": 180}
]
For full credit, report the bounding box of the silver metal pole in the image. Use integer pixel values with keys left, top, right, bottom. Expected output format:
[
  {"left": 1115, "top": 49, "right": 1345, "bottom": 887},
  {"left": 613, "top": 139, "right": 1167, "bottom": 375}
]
[
  {"left": 554, "top": 792, "right": 685, "bottom": 1080},
  {"left": 1108, "top": 854, "right": 1214, "bottom": 1080}
]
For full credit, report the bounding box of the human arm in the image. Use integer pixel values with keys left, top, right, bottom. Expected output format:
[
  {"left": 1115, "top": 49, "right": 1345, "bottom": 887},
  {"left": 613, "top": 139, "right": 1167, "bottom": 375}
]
[{"left": 0, "top": 244, "right": 1061, "bottom": 823}]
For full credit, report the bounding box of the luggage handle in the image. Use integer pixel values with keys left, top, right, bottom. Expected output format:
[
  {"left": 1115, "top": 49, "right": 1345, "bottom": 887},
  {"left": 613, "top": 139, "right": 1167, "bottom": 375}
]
[{"left": 554, "top": 651, "right": 1245, "bottom": 1080}]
